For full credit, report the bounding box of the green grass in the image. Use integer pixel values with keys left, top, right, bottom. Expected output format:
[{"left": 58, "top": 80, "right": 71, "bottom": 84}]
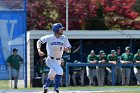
[
  {"left": 19, "top": 86, "right": 140, "bottom": 93},
  {"left": 0, "top": 82, "right": 140, "bottom": 93},
  {"left": 0, "top": 80, "right": 9, "bottom": 89}
]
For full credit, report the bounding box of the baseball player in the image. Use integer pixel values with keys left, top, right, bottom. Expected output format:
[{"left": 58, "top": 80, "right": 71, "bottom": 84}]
[
  {"left": 37, "top": 23, "right": 71, "bottom": 93},
  {"left": 106, "top": 50, "right": 117, "bottom": 85},
  {"left": 120, "top": 47, "right": 133, "bottom": 85},
  {"left": 86, "top": 50, "right": 97, "bottom": 86},
  {"left": 116, "top": 47, "right": 122, "bottom": 85},
  {"left": 72, "top": 60, "right": 85, "bottom": 86},
  {"left": 96, "top": 50, "right": 107, "bottom": 86},
  {"left": 133, "top": 49, "right": 140, "bottom": 85}
]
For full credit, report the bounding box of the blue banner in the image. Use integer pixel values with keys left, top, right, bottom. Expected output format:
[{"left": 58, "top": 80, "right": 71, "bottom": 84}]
[{"left": 0, "top": 10, "right": 26, "bottom": 79}]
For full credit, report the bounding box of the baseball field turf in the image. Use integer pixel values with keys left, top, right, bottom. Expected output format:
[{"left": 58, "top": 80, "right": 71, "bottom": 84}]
[{"left": 0, "top": 80, "right": 140, "bottom": 93}]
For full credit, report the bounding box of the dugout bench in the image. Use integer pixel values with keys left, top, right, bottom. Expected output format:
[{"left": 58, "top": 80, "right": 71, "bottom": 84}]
[{"left": 66, "top": 63, "right": 140, "bottom": 86}]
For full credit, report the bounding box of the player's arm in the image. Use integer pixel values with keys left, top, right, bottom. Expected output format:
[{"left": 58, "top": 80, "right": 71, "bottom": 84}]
[
  {"left": 64, "top": 47, "right": 71, "bottom": 53},
  {"left": 37, "top": 39, "right": 45, "bottom": 56},
  {"left": 64, "top": 37, "right": 72, "bottom": 53}
]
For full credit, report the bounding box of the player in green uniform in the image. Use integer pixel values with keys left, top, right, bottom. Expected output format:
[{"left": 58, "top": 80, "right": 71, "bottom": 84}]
[
  {"left": 7, "top": 48, "right": 23, "bottom": 89},
  {"left": 133, "top": 49, "right": 140, "bottom": 85},
  {"left": 86, "top": 50, "right": 98, "bottom": 86},
  {"left": 116, "top": 47, "right": 122, "bottom": 85},
  {"left": 120, "top": 47, "right": 133, "bottom": 85},
  {"left": 107, "top": 50, "right": 117, "bottom": 85},
  {"left": 72, "top": 60, "right": 85, "bottom": 86},
  {"left": 96, "top": 50, "right": 107, "bottom": 86},
  {"left": 36, "top": 59, "right": 49, "bottom": 85}
]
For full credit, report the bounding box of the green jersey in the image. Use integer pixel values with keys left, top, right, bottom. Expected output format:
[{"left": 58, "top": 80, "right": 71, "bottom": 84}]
[
  {"left": 7, "top": 54, "right": 23, "bottom": 70},
  {"left": 116, "top": 53, "right": 121, "bottom": 62},
  {"left": 97, "top": 55, "right": 107, "bottom": 68},
  {"left": 87, "top": 55, "right": 97, "bottom": 69},
  {"left": 134, "top": 54, "right": 140, "bottom": 69},
  {"left": 97, "top": 55, "right": 107, "bottom": 62},
  {"left": 107, "top": 54, "right": 117, "bottom": 68},
  {"left": 121, "top": 53, "right": 133, "bottom": 68},
  {"left": 121, "top": 53, "right": 133, "bottom": 61},
  {"left": 107, "top": 54, "right": 117, "bottom": 62}
]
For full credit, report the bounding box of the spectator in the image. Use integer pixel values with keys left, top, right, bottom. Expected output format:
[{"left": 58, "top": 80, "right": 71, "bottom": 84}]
[
  {"left": 86, "top": 50, "right": 97, "bottom": 86},
  {"left": 7, "top": 48, "right": 23, "bottom": 89},
  {"left": 120, "top": 46, "right": 133, "bottom": 85},
  {"left": 133, "top": 49, "right": 140, "bottom": 86},
  {"left": 106, "top": 50, "right": 118, "bottom": 85},
  {"left": 72, "top": 60, "right": 85, "bottom": 86},
  {"left": 96, "top": 50, "right": 107, "bottom": 86}
]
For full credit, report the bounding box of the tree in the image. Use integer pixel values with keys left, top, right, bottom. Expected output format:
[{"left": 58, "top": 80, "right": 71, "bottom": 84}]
[
  {"left": 51, "top": 0, "right": 140, "bottom": 30},
  {"left": 27, "top": 0, "right": 58, "bottom": 30},
  {"left": 27, "top": 0, "right": 140, "bottom": 30}
]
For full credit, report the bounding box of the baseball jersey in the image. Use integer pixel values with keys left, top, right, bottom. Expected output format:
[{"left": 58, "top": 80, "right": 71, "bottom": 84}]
[
  {"left": 97, "top": 55, "right": 107, "bottom": 68},
  {"left": 107, "top": 54, "right": 117, "bottom": 62},
  {"left": 7, "top": 54, "right": 23, "bottom": 70},
  {"left": 121, "top": 53, "right": 133, "bottom": 68},
  {"left": 107, "top": 54, "right": 118, "bottom": 68},
  {"left": 134, "top": 53, "right": 140, "bottom": 69},
  {"left": 87, "top": 54, "right": 98, "bottom": 69},
  {"left": 97, "top": 55, "right": 107, "bottom": 62},
  {"left": 121, "top": 53, "right": 133, "bottom": 61},
  {"left": 39, "top": 34, "right": 71, "bottom": 58}
]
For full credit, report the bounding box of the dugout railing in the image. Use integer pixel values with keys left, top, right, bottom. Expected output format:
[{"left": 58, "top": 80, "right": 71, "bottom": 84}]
[{"left": 65, "top": 63, "right": 140, "bottom": 86}]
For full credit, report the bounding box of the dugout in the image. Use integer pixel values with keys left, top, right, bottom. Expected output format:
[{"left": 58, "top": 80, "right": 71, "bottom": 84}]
[{"left": 27, "top": 30, "right": 140, "bottom": 87}]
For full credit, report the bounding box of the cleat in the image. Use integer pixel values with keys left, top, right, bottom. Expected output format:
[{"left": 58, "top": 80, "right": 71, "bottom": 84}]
[
  {"left": 54, "top": 90, "right": 59, "bottom": 93},
  {"left": 43, "top": 89, "right": 48, "bottom": 93}
]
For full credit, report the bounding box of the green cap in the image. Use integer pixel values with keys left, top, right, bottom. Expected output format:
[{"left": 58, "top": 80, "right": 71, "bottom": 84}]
[
  {"left": 74, "top": 60, "right": 81, "bottom": 63},
  {"left": 111, "top": 50, "right": 116, "bottom": 53},
  {"left": 125, "top": 47, "right": 130, "bottom": 50},
  {"left": 137, "top": 49, "right": 140, "bottom": 53},
  {"left": 99, "top": 50, "right": 104, "bottom": 54}
]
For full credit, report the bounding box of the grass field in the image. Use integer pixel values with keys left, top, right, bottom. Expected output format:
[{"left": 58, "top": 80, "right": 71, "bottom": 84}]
[{"left": 0, "top": 80, "right": 140, "bottom": 93}]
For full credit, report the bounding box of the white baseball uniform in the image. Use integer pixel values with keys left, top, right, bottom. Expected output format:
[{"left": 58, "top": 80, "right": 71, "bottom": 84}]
[{"left": 39, "top": 34, "right": 71, "bottom": 79}]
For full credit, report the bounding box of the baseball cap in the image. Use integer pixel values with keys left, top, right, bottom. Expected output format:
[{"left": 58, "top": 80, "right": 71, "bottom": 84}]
[
  {"left": 99, "top": 50, "right": 104, "bottom": 54},
  {"left": 125, "top": 47, "right": 130, "bottom": 50},
  {"left": 111, "top": 50, "right": 116, "bottom": 53},
  {"left": 137, "top": 49, "right": 140, "bottom": 53},
  {"left": 13, "top": 48, "right": 18, "bottom": 52},
  {"left": 91, "top": 50, "right": 94, "bottom": 53}
]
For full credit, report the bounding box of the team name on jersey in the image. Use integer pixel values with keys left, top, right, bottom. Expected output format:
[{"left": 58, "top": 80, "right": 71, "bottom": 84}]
[{"left": 50, "top": 42, "right": 64, "bottom": 46}]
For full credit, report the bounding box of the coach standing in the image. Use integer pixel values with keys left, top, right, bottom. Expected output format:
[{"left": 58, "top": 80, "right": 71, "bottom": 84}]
[
  {"left": 7, "top": 48, "right": 23, "bottom": 89},
  {"left": 120, "top": 47, "right": 133, "bottom": 86}
]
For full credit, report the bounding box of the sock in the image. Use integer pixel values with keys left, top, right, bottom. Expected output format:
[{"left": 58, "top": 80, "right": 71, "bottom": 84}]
[
  {"left": 44, "top": 77, "right": 52, "bottom": 89},
  {"left": 54, "top": 75, "right": 61, "bottom": 91}
]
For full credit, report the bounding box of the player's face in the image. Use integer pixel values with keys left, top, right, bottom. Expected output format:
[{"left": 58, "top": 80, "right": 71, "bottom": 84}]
[
  {"left": 57, "top": 28, "right": 64, "bottom": 35},
  {"left": 13, "top": 51, "right": 17, "bottom": 55},
  {"left": 126, "top": 50, "right": 130, "bottom": 54},
  {"left": 112, "top": 53, "right": 115, "bottom": 56},
  {"left": 138, "top": 53, "right": 140, "bottom": 56},
  {"left": 91, "top": 52, "right": 95, "bottom": 56}
]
